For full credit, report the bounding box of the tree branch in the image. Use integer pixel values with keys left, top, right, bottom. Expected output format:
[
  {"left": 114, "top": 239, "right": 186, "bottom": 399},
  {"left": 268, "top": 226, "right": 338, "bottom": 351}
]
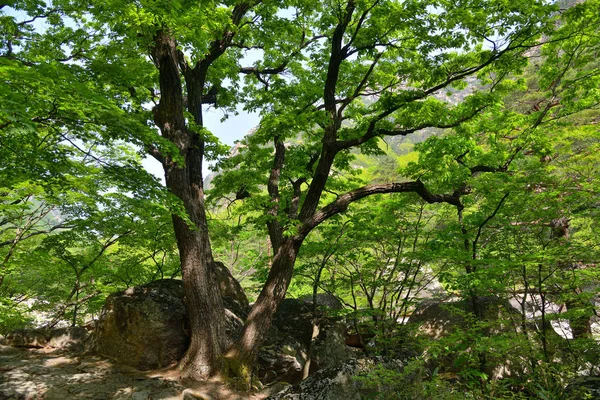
[
  {"left": 298, "top": 181, "right": 462, "bottom": 237},
  {"left": 0, "top": 223, "right": 74, "bottom": 248},
  {"left": 324, "top": 0, "right": 356, "bottom": 116},
  {"left": 336, "top": 106, "right": 487, "bottom": 150},
  {"left": 472, "top": 192, "right": 510, "bottom": 260},
  {"left": 337, "top": 52, "right": 382, "bottom": 118}
]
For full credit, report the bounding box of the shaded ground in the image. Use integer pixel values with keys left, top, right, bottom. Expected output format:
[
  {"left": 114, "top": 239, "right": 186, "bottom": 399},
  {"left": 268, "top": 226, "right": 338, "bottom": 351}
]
[{"left": 0, "top": 345, "right": 281, "bottom": 400}]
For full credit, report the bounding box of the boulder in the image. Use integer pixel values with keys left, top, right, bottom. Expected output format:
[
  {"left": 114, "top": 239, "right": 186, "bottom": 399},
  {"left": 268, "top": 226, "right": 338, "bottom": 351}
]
[
  {"left": 408, "top": 297, "right": 528, "bottom": 380},
  {"left": 564, "top": 377, "right": 600, "bottom": 400},
  {"left": 264, "top": 298, "right": 353, "bottom": 383},
  {"left": 408, "top": 299, "right": 467, "bottom": 339},
  {"left": 258, "top": 335, "right": 307, "bottom": 385},
  {"left": 266, "top": 358, "right": 404, "bottom": 400},
  {"left": 258, "top": 318, "right": 352, "bottom": 385},
  {"left": 299, "top": 293, "right": 344, "bottom": 310},
  {"left": 4, "top": 327, "right": 88, "bottom": 351},
  {"left": 94, "top": 277, "right": 248, "bottom": 370},
  {"left": 214, "top": 261, "right": 250, "bottom": 314},
  {"left": 93, "top": 280, "right": 348, "bottom": 383},
  {"left": 408, "top": 297, "right": 520, "bottom": 339},
  {"left": 93, "top": 279, "right": 190, "bottom": 370}
]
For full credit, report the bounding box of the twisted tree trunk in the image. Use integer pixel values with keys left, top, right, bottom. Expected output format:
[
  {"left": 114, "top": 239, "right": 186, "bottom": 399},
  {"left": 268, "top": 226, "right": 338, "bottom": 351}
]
[{"left": 151, "top": 30, "right": 226, "bottom": 380}]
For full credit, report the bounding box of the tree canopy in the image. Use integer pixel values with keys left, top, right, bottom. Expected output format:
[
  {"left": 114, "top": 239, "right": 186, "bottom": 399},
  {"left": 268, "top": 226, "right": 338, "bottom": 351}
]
[{"left": 1, "top": 0, "right": 599, "bottom": 395}]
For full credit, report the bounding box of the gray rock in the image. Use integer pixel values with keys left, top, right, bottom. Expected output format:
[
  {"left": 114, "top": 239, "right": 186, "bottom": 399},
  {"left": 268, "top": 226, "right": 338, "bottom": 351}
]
[
  {"left": 93, "top": 279, "right": 190, "bottom": 370},
  {"left": 131, "top": 390, "right": 152, "bottom": 400},
  {"left": 408, "top": 298, "right": 531, "bottom": 380},
  {"left": 4, "top": 327, "right": 88, "bottom": 351},
  {"left": 564, "top": 377, "right": 600, "bottom": 400},
  {"left": 44, "top": 386, "right": 71, "bottom": 400},
  {"left": 408, "top": 297, "right": 520, "bottom": 339},
  {"left": 258, "top": 341, "right": 305, "bottom": 385},
  {"left": 299, "top": 293, "right": 344, "bottom": 311},
  {"left": 262, "top": 299, "right": 352, "bottom": 384},
  {"left": 313, "top": 321, "right": 354, "bottom": 370},
  {"left": 93, "top": 276, "right": 248, "bottom": 371},
  {"left": 267, "top": 358, "right": 402, "bottom": 400},
  {"left": 214, "top": 261, "right": 250, "bottom": 314}
]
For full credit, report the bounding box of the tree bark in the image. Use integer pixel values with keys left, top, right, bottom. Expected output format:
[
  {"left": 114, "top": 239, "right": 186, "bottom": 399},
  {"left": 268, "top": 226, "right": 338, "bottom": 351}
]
[
  {"left": 151, "top": 30, "right": 225, "bottom": 380},
  {"left": 225, "top": 237, "right": 302, "bottom": 379}
]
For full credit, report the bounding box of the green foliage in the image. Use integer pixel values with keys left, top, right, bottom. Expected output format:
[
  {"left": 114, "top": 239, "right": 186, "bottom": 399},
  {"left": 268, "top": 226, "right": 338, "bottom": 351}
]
[
  {"left": 0, "top": 1, "right": 178, "bottom": 329},
  {"left": 355, "top": 359, "right": 480, "bottom": 400},
  {"left": 1, "top": 0, "right": 599, "bottom": 393}
]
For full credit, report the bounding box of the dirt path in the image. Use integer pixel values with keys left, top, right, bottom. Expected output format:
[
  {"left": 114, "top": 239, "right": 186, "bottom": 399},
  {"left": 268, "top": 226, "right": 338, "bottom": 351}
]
[{"left": 0, "top": 345, "right": 281, "bottom": 400}]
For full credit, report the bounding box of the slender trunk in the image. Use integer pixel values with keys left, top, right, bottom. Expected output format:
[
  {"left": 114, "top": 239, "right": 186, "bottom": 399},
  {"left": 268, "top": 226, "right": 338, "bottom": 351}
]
[
  {"left": 302, "top": 254, "right": 327, "bottom": 379},
  {"left": 302, "top": 323, "right": 320, "bottom": 380},
  {"left": 537, "top": 264, "right": 550, "bottom": 362},
  {"left": 71, "top": 279, "right": 79, "bottom": 328},
  {"left": 457, "top": 207, "right": 482, "bottom": 319},
  {"left": 350, "top": 274, "right": 368, "bottom": 355},
  {"left": 225, "top": 237, "right": 301, "bottom": 379}
]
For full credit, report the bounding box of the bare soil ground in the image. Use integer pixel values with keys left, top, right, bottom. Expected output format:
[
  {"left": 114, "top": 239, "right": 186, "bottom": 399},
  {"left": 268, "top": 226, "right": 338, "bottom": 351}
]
[{"left": 0, "top": 345, "right": 281, "bottom": 400}]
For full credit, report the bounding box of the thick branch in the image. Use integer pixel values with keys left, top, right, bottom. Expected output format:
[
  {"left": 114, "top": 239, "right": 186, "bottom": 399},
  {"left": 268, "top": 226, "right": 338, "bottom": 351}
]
[
  {"left": 336, "top": 106, "right": 486, "bottom": 150},
  {"left": 0, "top": 223, "right": 73, "bottom": 248},
  {"left": 324, "top": 0, "right": 356, "bottom": 116},
  {"left": 16, "top": 9, "right": 58, "bottom": 26},
  {"left": 297, "top": 4, "right": 359, "bottom": 222},
  {"left": 455, "top": 151, "right": 509, "bottom": 175},
  {"left": 299, "top": 181, "right": 462, "bottom": 237},
  {"left": 288, "top": 178, "right": 306, "bottom": 220},
  {"left": 192, "top": 1, "right": 254, "bottom": 83},
  {"left": 146, "top": 145, "right": 165, "bottom": 164}
]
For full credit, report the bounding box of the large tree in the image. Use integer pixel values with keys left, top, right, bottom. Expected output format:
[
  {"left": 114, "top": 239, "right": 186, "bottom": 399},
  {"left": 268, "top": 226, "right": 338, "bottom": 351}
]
[
  {"left": 214, "top": 0, "right": 561, "bottom": 376},
  {"left": 81, "top": 0, "right": 313, "bottom": 379}
]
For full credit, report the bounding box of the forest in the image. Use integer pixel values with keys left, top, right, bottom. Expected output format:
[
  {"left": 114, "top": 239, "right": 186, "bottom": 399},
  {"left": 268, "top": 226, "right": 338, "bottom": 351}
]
[{"left": 1, "top": 0, "right": 599, "bottom": 398}]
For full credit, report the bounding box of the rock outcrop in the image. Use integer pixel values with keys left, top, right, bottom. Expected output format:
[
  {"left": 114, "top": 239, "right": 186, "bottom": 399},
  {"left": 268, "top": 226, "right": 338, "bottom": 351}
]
[
  {"left": 94, "top": 280, "right": 350, "bottom": 383},
  {"left": 408, "top": 297, "right": 535, "bottom": 380},
  {"left": 266, "top": 358, "right": 404, "bottom": 400},
  {"left": 259, "top": 298, "right": 354, "bottom": 384},
  {"left": 94, "top": 270, "right": 249, "bottom": 371},
  {"left": 214, "top": 261, "right": 250, "bottom": 314},
  {"left": 299, "top": 293, "right": 344, "bottom": 310},
  {"left": 564, "top": 376, "right": 600, "bottom": 400},
  {"left": 408, "top": 297, "right": 520, "bottom": 339},
  {"left": 93, "top": 279, "right": 191, "bottom": 370},
  {"left": 4, "top": 327, "right": 89, "bottom": 351}
]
